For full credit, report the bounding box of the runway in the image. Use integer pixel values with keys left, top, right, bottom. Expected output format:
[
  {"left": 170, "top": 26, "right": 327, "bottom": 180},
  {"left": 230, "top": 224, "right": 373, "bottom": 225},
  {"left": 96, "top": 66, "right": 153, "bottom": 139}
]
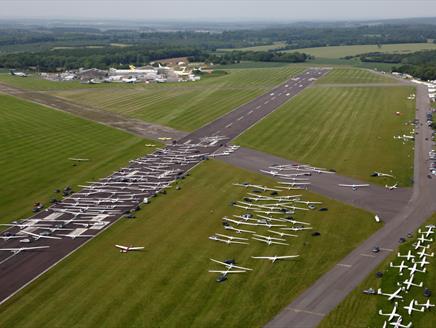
[{"left": 0, "top": 68, "right": 328, "bottom": 305}]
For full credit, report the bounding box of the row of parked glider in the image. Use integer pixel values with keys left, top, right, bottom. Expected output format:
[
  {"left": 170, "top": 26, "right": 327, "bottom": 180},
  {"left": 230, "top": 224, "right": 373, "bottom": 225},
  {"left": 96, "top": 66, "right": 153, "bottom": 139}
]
[
  {"left": 0, "top": 136, "right": 229, "bottom": 260},
  {"left": 366, "top": 224, "right": 434, "bottom": 328},
  {"left": 207, "top": 172, "right": 328, "bottom": 282}
]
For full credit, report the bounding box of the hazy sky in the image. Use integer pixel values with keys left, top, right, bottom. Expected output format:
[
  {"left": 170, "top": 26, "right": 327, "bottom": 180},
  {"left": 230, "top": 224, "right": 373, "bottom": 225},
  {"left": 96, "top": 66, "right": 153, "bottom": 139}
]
[{"left": 1, "top": 0, "right": 436, "bottom": 21}]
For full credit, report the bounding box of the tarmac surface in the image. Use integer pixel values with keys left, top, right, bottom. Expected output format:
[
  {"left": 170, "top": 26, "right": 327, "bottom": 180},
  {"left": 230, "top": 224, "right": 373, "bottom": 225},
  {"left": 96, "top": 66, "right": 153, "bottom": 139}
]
[
  {"left": 0, "top": 68, "right": 328, "bottom": 305},
  {"left": 263, "top": 84, "right": 436, "bottom": 328},
  {"left": 220, "top": 147, "right": 412, "bottom": 220},
  {"left": 0, "top": 82, "right": 186, "bottom": 141}
]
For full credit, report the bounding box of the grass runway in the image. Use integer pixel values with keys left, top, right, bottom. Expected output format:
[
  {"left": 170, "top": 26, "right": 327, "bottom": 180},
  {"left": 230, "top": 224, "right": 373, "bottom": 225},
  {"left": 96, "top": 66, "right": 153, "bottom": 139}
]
[
  {"left": 0, "top": 94, "right": 156, "bottom": 224},
  {"left": 44, "top": 66, "right": 305, "bottom": 131},
  {"left": 236, "top": 76, "right": 415, "bottom": 186}
]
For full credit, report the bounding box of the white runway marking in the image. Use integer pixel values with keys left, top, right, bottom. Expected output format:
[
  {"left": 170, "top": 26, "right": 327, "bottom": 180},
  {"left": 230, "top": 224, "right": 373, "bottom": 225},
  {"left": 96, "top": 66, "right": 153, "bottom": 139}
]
[
  {"left": 337, "top": 263, "right": 352, "bottom": 268},
  {"left": 225, "top": 123, "right": 233, "bottom": 128},
  {"left": 264, "top": 101, "right": 269, "bottom": 104},
  {"left": 360, "top": 253, "right": 376, "bottom": 258},
  {"left": 290, "top": 308, "right": 325, "bottom": 317},
  {"left": 247, "top": 110, "right": 253, "bottom": 115},
  {"left": 380, "top": 248, "right": 394, "bottom": 252},
  {"left": 256, "top": 105, "right": 261, "bottom": 109},
  {"left": 237, "top": 116, "right": 244, "bottom": 121}
]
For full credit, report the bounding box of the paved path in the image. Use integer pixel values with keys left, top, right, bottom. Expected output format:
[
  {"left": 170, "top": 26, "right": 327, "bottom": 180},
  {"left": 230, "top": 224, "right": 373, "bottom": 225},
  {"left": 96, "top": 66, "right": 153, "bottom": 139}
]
[
  {"left": 0, "top": 83, "right": 186, "bottom": 141},
  {"left": 264, "top": 84, "right": 436, "bottom": 328}
]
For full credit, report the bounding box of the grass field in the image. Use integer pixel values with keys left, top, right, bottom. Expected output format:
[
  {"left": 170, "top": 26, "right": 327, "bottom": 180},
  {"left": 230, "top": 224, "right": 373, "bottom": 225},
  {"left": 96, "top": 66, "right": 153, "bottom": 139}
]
[
  {"left": 287, "top": 43, "right": 436, "bottom": 59},
  {"left": 218, "top": 41, "right": 288, "bottom": 52},
  {"left": 48, "top": 66, "right": 305, "bottom": 131},
  {"left": 0, "top": 73, "right": 136, "bottom": 91},
  {"left": 319, "top": 213, "right": 436, "bottom": 328},
  {"left": 213, "top": 61, "right": 295, "bottom": 69},
  {"left": 236, "top": 82, "right": 415, "bottom": 186},
  {"left": 316, "top": 68, "right": 399, "bottom": 84},
  {"left": 0, "top": 160, "right": 378, "bottom": 327},
  {"left": 0, "top": 94, "right": 157, "bottom": 224}
]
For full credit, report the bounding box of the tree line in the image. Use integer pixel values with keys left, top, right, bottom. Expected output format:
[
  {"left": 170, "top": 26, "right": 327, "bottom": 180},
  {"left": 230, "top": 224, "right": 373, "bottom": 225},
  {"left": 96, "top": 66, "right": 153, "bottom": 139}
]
[{"left": 355, "top": 50, "right": 436, "bottom": 80}]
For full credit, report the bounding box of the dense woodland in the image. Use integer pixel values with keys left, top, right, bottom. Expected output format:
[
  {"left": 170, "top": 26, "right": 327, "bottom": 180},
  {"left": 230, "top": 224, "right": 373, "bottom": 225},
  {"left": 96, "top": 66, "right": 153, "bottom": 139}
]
[
  {"left": 0, "top": 22, "right": 436, "bottom": 71},
  {"left": 188, "top": 51, "right": 310, "bottom": 65},
  {"left": 355, "top": 50, "right": 436, "bottom": 80}
]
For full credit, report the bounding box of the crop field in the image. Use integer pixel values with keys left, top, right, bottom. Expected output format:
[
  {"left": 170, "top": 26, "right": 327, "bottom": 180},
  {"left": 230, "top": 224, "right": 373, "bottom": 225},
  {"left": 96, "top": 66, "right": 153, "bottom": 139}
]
[
  {"left": 316, "top": 68, "right": 399, "bottom": 84},
  {"left": 0, "top": 94, "right": 156, "bottom": 224},
  {"left": 0, "top": 160, "right": 378, "bottom": 328},
  {"left": 48, "top": 66, "right": 305, "bottom": 131},
  {"left": 287, "top": 43, "right": 436, "bottom": 59},
  {"left": 236, "top": 84, "right": 416, "bottom": 186},
  {"left": 319, "top": 213, "right": 436, "bottom": 328}
]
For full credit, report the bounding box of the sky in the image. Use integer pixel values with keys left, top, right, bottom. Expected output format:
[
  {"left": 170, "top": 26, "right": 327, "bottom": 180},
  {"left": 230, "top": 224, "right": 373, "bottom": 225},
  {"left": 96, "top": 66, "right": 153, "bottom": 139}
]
[{"left": 1, "top": 0, "right": 436, "bottom": 21}]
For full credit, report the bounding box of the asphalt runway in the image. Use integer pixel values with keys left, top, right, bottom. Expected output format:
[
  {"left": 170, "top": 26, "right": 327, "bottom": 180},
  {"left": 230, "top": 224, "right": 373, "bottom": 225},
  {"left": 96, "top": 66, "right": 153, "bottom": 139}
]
[
  {"left": 179, "top": 68, "right": 330, "bottom": 143},
  {"left": 0, "top": 68, "right": 327, "bottom": 305},
  {"left": 263, "top": 84, "right": 436, "bottom": 328},
  {"left": 0, "top": 83, "right": 186, "bottom": 141}
]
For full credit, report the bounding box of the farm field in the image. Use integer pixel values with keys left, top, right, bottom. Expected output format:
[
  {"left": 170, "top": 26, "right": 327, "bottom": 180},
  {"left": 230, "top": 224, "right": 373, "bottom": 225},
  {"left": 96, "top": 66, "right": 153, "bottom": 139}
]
[
  {"left": 316, "top": 68, "right": 399, "bottom": 84},
  {"left": 286, "top": 43, "right": 436, "bottom": 59},
  {"left": 48, "top": 66, "right": 305, "bottom": 131},
  {"left": 0, "top": 160, "right": 378, "bottom": 328},
  {"left": 319, "top": 213, "right": 436, "bottom": 328},
  {"left": 236, "top": 83, "right": 416, "bottom": 186},
  {"left": 0, "top": 94, "right": 156, "bottom": 224}
]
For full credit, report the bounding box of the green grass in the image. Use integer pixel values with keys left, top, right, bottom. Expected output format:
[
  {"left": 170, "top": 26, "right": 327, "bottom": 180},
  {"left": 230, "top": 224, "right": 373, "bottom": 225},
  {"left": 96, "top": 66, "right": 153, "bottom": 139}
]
[
  {"left": 0, "top": 73, "right": 138, "bottom": 91},
  {"left": 213, "top": 61, "right": 295, "bottom": 69},
  {"left": 218, "top": 41, "right": 288, "bottom": 52},
  {"left": 236, "top": 85, "right": 415, "bottom": 186},
  {"left": 287, "top": 43, "right": 436, "bottom": 59},
  {"left": 0, "top": 94, "right": 158, "bottom": 224},
  {"left": 319, "top": 213, "right": 436, "bottom": 328},
  {"left": 316, "top": 68, "right": 399, "bottom": 84},
  {"left": 0, "top": 160, "right": 378, "bottom": 328},
  {"left": 48, "top": 66, "right": 305, "bottom": 131}
]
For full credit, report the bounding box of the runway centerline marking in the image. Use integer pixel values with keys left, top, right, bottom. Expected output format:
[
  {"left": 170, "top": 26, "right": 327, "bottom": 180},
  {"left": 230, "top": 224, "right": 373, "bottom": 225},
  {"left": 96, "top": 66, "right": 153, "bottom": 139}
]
[
  {"left": 337, "top": 263, "right": 352, "bottom": 268},
  {"left": 360, "top": 253, "right": 376, "bottom": 258},
  {"left": 264, "top": 101, "right": 269, "bottom": 104},
  {"left": 225, "top": 123, "right": 233, "bottom": 128},
  {"left": 237, "top": 116, "right": 244, "bottom": 121},
  {"left": 290, "top": 308, "right": 325, "bottom": 317},
  {"left": 256, "top": 105, "right": 261, "bottom": 109},
  {"left": 380, "top": 248, "right": 394, "bottom": 252},
  {"left": 247, "top": 110, "right": 253, "bottom": 115}
]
